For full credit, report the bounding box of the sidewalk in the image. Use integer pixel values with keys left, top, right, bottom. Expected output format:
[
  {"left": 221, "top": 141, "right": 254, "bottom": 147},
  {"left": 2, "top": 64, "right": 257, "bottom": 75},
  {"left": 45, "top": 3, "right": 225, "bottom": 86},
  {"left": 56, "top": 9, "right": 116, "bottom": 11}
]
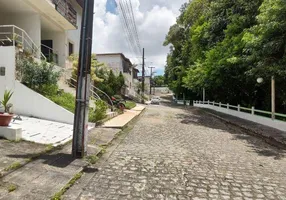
[
  {"left": 102, "top": 104, "right": 146, "bottom": 129},
  {"left": 203, "top": 108, "right": 286, "bottom": 148},
  {"left": 0, "top": 104, "right": 145, "bottom": 199},
  {"left": 0, "top": 127, "right": 120, "bottom": 200}
]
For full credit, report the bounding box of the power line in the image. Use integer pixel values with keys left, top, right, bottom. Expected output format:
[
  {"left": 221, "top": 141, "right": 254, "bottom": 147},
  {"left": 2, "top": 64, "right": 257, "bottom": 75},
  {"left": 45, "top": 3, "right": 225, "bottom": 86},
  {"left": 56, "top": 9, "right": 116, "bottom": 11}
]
[{"left": 117, "top": 0, "right": 142, "bottom": 64}]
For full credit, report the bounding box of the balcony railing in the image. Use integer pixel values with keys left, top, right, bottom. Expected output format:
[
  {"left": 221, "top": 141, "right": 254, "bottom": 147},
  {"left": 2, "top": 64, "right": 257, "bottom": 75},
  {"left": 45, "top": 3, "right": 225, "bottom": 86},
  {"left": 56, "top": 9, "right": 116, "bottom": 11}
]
[
  {"left": 0, "top": 25, "right": 46, "bottom": 60},
  {"left": 52, "top": 0, "right": 77, "bottom": 27}
]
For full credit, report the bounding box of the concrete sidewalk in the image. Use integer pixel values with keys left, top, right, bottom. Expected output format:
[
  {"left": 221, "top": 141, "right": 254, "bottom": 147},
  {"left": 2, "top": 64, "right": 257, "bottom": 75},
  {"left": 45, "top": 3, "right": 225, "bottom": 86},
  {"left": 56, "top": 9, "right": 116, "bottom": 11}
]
[
  {"left": 0, "top": 127, "right": 121, "bottom": 200},
  {"left": 203, "top": 108, "right": 286, "bottom": 148},
  {"left": 102, "top": 104, "right": 146, "bottom": 129},
  {"left": 0, "top": 104, "right": 145, "bottom": 199}
]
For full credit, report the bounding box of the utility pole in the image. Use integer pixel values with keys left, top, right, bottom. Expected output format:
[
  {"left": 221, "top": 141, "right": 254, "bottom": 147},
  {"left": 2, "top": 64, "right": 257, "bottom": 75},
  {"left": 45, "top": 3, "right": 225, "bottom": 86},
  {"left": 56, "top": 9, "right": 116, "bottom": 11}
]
[
  {"left": 141, "top": 48, "right": 145, "bottom": 103},
  {"left": 72, "top": 0, "right": 94, "bottom": 158},
  {"left": 148, "top": 66, "right": 155, "bottom": 95}
]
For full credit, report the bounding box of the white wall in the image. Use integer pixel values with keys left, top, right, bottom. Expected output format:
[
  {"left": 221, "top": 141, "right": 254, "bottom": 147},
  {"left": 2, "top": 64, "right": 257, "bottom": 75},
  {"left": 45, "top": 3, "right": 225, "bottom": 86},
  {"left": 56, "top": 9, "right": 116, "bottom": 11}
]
[
  {"left": 0, "top": 47, "right": 16, "bottom": 99},
  {"left": 0, "top": 13, "right": 41, "bottom": 48},
  {"left": 194, "top": 103, "right": 286, "bottom": 132},
  {"left": 41, "top": 30, "right": 67, "bottom": 67},
  {"left": 96, "top": 55, "right": 123, "bottom": 75},
  {"left": 144, "top": 77, "right": 151, "bottom": 95},
  {"left": 96, "top": 54, "right": 138, "bottom": 96},
  {"left": 0, "top": 47, "right": 73, "bottom": 124},
  {"left": 12, "top": 82, "right": 74, "bottom": 124},
  {"left": 66, "top": 0, "right": 83, "bottom": 55}
]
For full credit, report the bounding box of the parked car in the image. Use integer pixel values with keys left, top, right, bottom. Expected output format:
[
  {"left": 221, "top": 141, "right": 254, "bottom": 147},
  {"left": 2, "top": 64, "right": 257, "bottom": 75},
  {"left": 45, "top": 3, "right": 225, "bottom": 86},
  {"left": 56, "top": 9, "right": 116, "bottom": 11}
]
[{"left": 151, "top": 96, "right": 161, "bottom": 105}]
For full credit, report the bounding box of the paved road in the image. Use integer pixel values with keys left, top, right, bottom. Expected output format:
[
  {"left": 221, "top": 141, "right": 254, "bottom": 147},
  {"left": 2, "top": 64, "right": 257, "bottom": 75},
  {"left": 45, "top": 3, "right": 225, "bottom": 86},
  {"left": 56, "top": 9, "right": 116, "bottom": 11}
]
[{"left": 76, "top": 104, "right": 286, "bottom": 200}]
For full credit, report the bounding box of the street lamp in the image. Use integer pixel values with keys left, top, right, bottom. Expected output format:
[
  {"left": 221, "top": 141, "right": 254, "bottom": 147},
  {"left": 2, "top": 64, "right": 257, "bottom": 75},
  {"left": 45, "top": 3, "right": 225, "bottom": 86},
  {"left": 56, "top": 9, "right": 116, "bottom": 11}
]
[{"left": 257, "top": 76, "right": 275, "bottom": 120}]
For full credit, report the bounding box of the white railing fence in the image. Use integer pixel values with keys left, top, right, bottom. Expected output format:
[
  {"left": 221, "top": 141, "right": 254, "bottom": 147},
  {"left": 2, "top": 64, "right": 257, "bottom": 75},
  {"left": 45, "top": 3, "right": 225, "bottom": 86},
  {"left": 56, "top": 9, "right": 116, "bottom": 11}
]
[
  {"left": 194, "top": 100, "right": 286, "bottom": 121},
  {"left": 193, "top": 100, "right": 286, "bottom": 132},
  {"left": 0, "top": 25, "right": 46, "bottom": 60}
]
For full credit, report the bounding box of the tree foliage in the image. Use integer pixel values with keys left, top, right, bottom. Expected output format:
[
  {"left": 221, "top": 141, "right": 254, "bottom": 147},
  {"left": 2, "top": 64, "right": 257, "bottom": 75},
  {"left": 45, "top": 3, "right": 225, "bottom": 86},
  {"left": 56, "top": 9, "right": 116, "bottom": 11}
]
[
  {"left": 164, "top": 0, "right": 286, "bottom": 112},
  {"left": 69, "top": 54, "right": 125, "bottom": 98},
  {"left": 153, "top": 75, "right": 165, "bottom": 87}
]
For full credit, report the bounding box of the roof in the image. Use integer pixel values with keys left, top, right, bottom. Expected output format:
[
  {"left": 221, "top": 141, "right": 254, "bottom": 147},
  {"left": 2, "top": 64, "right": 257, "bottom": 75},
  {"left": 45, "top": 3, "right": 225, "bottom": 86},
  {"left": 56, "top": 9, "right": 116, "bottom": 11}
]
[
  {"left": 96, "top": 53, "right": 133, "bottom": 66},
  {"left": 133, "top": 68, "right": 140, "bottom": 72}
]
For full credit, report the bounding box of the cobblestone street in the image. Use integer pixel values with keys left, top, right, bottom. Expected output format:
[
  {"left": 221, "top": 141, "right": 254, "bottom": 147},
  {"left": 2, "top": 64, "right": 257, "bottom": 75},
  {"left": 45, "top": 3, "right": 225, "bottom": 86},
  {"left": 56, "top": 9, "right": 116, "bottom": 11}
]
[{"left": 77, "top": 104, "right": 286, "bottom": 200}]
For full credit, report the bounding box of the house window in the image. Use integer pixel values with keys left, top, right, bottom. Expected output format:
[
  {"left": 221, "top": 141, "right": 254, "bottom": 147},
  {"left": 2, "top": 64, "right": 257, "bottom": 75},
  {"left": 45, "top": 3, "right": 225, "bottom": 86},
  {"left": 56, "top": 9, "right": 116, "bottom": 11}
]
[{"left": 69, "top": 42, "right": 74, "bottom": 56}]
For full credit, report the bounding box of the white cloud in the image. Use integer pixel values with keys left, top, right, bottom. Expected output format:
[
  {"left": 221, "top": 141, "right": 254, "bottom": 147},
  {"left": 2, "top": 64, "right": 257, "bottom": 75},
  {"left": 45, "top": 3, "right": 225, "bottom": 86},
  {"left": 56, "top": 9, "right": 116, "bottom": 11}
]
[{"left": 92, "top": 0, "right": 188, "bottom": 75}]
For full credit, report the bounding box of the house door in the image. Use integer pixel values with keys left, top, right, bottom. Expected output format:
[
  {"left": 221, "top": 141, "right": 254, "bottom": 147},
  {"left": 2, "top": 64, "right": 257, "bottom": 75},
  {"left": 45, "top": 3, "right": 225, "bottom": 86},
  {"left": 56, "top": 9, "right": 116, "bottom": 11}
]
[{"left": 41, "top": 40, "right": 53, "bottom": 62}]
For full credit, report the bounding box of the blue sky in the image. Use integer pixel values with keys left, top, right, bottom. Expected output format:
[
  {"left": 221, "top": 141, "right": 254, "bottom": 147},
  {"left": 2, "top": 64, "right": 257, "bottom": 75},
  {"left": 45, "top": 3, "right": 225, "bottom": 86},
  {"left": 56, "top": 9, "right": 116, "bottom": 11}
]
[
  {"left": 106, "top": 0, "right": 117, "bottom": 14},
  {"left": 93, "top": 0, "right": 187, "bottom": 76}
]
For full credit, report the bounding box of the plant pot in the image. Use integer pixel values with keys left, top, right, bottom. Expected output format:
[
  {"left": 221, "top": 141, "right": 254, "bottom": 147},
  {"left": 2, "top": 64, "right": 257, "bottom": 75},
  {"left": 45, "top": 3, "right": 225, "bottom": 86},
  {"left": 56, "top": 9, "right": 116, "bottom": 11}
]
[{"left": 0, "top": 113, "right": 13, "bottom": 127}]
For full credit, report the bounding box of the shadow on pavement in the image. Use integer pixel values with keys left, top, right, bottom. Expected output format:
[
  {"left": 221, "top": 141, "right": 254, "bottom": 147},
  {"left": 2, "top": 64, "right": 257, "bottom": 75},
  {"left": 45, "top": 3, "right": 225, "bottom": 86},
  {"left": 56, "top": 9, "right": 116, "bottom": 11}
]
[
  {"left": 6, "top": 152, "right": 77, "bottom": 168},
  {"left": 175, "top": 106, "right": 286, "bottom": 160}
]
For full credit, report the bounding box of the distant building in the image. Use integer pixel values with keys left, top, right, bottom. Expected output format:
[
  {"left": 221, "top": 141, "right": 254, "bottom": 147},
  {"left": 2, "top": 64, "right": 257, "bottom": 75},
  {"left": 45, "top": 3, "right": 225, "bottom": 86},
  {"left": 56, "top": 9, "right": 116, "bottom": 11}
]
[{"left": 96, "top": 53, "right": 139, "bottom": 97}]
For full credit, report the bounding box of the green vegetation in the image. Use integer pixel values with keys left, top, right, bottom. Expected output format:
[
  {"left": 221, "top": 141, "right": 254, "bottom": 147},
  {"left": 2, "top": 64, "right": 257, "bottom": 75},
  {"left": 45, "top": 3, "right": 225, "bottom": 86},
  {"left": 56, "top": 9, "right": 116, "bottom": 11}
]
[
  {"left": 164, "top": 0, "right": 286, "bottom": 113},
  {"left": 51, "top": 172, "right": 83, "bottom": 200},
  {"left": 0, "top": 90, "right": 13, "bottom": 113},
  {"left": 4, "top": 162, "right": 22, "bottom": 172},
  {"left": 88, "top": 100, "right": 108, "bottom": 123},
  {"left": 70, "top": 54, "right": 125, "bottom": 99},
  {"left": 153, "top": 75, "right": 166, "bottom": 87},
  {"left": 7, "top": 184, "right": 17, "bottom": 193},
  {"left": 85, "top": 155, "right": 99, "bottom": 164},
  {"left": 47, "top": 92, "right": 75, "bottom": 113},
  {"left": 125, "top": 101, "right": 136, "bottom": 110},
  {"left": 16, "top": 58, "right": 60, "bottom": 90}
]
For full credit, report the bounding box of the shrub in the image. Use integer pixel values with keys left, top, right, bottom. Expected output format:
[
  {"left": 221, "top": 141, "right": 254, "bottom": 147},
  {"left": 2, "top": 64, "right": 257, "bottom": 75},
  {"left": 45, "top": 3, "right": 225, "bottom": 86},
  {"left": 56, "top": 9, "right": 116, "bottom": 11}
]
[
  {"left": 125, "top": 101, "right": 136, "bottom": 110},
  {"left": 36, "top": 84, "right": 58, "bottom": 96},
  {"left": 47, "top": 92, "right": 75, "bottom": 113},
  {"left": 89, "top": 100, "right": 108, "bottom": 122},
  {"left": 16, "top": 58, "right": 60, "bottom": 90}
]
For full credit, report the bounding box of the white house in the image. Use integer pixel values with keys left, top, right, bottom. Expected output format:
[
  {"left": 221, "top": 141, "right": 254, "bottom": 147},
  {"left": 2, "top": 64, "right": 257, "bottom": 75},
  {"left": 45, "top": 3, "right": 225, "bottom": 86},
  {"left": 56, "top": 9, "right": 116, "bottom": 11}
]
[
  {"left": 0, "top": 0, "right": 83, "bottom": 124},
  {"left": 0, "top": 0, "right": 83, "bottom": 67},
  {"left": 96, "top": 53, "right": 139, "bottom": 98}
]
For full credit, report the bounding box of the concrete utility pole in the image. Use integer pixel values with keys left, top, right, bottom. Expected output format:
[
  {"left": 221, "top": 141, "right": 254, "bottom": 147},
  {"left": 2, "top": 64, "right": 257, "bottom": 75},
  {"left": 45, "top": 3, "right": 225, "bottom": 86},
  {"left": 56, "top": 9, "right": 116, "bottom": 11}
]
[
  {"left": 271, "top": 76, "right": 275, "bottom": 120},
  {"left": 148, "top": 66, "right": 155, "bottom": 95},
  {"left": 141, "top": 48, "right": 145, "bottom": 103},
  {"left": 72, "top": 0, "right": 94, "bottom": 158}
]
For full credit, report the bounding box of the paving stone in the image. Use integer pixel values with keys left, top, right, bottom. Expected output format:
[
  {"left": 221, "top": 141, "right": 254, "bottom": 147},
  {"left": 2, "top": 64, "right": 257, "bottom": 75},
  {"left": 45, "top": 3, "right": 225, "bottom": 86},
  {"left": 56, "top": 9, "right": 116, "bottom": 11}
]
[{"left": 70, "top": 105, "right": 286, "bottom": 199}]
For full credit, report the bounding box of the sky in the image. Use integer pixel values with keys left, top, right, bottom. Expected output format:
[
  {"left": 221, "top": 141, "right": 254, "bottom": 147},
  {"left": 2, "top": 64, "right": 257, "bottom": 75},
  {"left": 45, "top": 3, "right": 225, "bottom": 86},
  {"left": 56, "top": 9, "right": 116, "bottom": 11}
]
[{"left": 92, "top": 0, "right": 188, "bottom": 75}]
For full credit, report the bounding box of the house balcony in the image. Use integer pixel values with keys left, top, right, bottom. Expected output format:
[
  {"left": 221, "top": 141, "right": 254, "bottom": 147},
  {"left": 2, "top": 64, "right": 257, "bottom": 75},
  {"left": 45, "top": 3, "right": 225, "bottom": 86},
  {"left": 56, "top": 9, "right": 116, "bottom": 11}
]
[
  {"left": 22, "top": 0, "right": 78, "bottom": 30},
  {"left": 51, "top": 0, "right": 77, "bottom": 28}
]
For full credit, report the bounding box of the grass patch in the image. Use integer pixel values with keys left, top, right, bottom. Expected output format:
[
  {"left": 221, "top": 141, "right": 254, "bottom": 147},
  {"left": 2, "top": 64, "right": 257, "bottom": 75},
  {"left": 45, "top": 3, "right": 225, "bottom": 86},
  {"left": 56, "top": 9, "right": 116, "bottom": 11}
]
[
  {"left": 51, "top": 172, "right": 83, "bottom": 200},
  {"left": 46, "top": 92, "right": 75, "bottom": 113},
  {"left": 7, "top": 184, "right": 17, "bottom": 193},
  {"left": 85, "top": 155, "right": 99, "bottom": 165},
  {"left": 125, "top": 101, "right": 136, "bottom": 110},
  {"left": 45, "top": 144, "right": 54, "bottom": 152},
  {"left": 4, "top": 162, "right": 22, "bottom": 172}
]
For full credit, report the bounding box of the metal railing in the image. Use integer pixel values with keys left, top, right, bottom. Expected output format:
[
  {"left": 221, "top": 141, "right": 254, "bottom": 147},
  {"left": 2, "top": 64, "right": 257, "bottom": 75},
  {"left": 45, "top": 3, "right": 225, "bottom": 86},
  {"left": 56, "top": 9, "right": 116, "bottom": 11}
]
[
  {"left": 0, "top": 25, "right": 46, "bottom": 60},
  {"left": 52, "top": 0, "right": 77, "bottom": 27},
  {"left": 41, "top": 44, "right": 59, "bottom": 65},
  {"left": 194, "top": 100, "right": 286, "bottom": 121},
  {"left": 68, "top": 76, "right": 114, "bottom": 108},
  {"left": 68, "top": 77, "right": 101, "bottom": 100}
]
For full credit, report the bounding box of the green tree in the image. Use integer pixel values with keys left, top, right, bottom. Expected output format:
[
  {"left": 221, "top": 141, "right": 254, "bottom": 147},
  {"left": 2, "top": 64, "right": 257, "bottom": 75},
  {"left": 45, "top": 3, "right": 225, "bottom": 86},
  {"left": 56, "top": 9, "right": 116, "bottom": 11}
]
[{"left": 153, "top": 75, "right": 165, "bottom": 87}]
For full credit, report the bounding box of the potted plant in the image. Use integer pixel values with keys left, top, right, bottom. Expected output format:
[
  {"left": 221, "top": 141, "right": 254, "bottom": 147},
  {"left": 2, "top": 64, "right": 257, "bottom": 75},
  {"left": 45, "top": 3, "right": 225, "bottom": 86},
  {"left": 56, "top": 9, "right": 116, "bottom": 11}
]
[{"left": 0, "top": 90, "right": 14, "bottom": 126}]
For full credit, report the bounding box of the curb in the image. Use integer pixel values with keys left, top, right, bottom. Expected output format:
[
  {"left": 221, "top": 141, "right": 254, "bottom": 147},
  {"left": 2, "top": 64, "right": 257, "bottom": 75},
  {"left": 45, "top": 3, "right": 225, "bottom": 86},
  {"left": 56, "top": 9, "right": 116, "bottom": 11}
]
[
  {"left": 101, "top": 107, "right": 146, "bottom": 130},
  {"left": 53, "top": 107, "right": 146, "bottom": 199},
  {"left": 202, "top": 109, "right": 286, "bottom": 150}
]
